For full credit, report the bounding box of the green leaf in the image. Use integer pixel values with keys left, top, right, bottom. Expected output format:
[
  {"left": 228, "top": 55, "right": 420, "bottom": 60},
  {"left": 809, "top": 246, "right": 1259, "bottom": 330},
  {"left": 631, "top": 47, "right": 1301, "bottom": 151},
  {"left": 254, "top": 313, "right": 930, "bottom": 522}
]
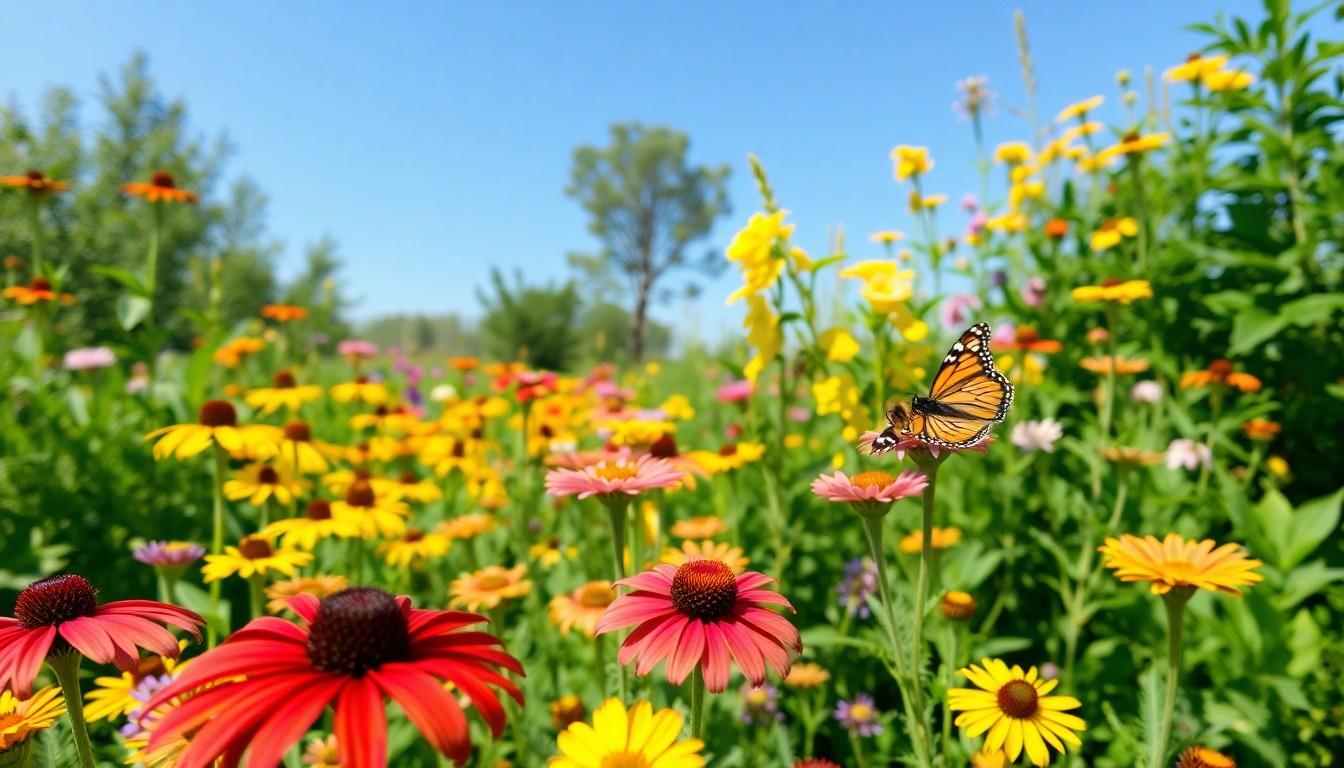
[
  {"left": 91, "top": 264, "right": 148, "bottom": 295},
  {"left": 115, "top": 295, "right": 153, "bottom": 331},
  {"left": 799, "top": 626, "right": 885, "bottom": 658},
  {"left": 1279, "top": 293, "right": 1344, "bottom": 327},
  {"left": 174, "top": 581, "right": 230, "bottom": 640},
  {"left": 1278, "top": 561, "right": 1344, "bottom": 611},
  {"left": 970, "top": 636, "right": 1032, "bottom": 657},
  {"left": 1251, "top": 488, "right": 1293, "bottom": 566},
  {"left": 1284, "top": 489, "right": 1343, "bottom": 568},
  {"left": 1228, "top": 307, "right": 1286, "bottom": 355}
]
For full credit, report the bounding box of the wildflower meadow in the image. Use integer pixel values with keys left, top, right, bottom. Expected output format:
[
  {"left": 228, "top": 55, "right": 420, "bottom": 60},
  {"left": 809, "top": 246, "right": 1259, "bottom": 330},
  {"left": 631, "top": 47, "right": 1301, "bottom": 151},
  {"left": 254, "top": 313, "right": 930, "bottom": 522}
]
[{"left": 1, "top": 2, "right": 1342, "bottom": 767}]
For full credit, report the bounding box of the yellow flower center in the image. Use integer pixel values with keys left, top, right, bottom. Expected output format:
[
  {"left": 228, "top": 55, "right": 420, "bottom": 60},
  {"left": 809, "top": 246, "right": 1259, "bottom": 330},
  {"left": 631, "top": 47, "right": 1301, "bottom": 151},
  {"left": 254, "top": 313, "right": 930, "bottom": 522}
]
[
  {"left": 849, "top": 703, "right": 874, "bottom": 722},
  {"left": 0, "top": 711, "right": 21, "bottom": 730},
  {"left": 594, "top": 464, "right": 638, "bottom": 481},
  {"left": 600, "top": 753, "right": 650, "bottom": 768},
  {"left": 996, "top": 680, "right": 1039, "bottom": 718},
  {"left": 476, "top": 574, "right": 511, "bottom": 591},
  {"left": 849, "top": 471, "right": 895, "bottom": 489},
  {"left": 577, "top": 584, "right": 614, "bottom": 609},
  {"left": 1155, "top": 559, "right": 1201, "bottom": 585}
]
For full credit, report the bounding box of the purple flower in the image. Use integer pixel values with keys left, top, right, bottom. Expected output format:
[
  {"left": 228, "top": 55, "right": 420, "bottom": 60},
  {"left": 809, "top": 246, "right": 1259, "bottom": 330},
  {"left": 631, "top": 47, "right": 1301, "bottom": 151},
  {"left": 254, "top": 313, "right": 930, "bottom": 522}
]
[
  {"left": 835, "top": 693, "right": 882, "bottom": 737},
  {"left": 133, "top": 540, "right": 205, "bottom": 568},
  {"left": 961, "top": 194, "right": 980, "bottom": 213},
  {"left": 989, "top": 270, "right": 1008, "bottom": 288},
  {"left": 121, "top": 672, "right": 176, "bottom": 740},
  {"left": 1022, "top": 275, "right": 1047, "bottom": 307},
  {"left": 837, "top": 558, "right": 878, "bottom": 618},
  {"left": 740, "top": 683, "right": 782, "bottom": 725},
  {"left": 63, "top": 346, "right": 117, "bottom": 371},
  {"left": 968, "top": 211, "right": 989, "bottom": 236},
  {"left": 941, "top": 294, "right": 981, "bottom": 329},
  {"left": 337, "top": 339, "right": 378, "bottom": 359}
]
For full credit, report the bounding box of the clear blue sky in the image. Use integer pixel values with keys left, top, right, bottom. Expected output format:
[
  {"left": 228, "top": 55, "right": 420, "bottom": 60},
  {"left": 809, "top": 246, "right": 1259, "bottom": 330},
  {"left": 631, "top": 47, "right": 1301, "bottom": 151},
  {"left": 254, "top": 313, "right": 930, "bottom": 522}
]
[{"left": 4, "top": 1, "right": 1265, "bottom": 341}]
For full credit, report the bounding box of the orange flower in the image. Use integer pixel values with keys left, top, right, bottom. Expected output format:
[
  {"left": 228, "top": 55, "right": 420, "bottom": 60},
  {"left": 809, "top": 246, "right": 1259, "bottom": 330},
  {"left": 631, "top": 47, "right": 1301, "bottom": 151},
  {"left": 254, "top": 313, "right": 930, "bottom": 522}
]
[
  {"left": 261, "top": 304, "right": 308, "bottom": 322},
  {"left": 0, "top": 169, "right": 69, "bottom": 195},
  {"left": 992, "top": 326, "right": 1062, "bottom": 354},
  {"left": 1240, "top": 419, "right": 1280, "bottom": 442},
  {"left": 1180, "top": 359, "right": 1261, "bottom": 393},
  {"left": 670, "top": 516, "right": 727, "bottom": 540},
  {"left": 122, "top": 171, "right": 197, "bottom": 204},
  {"left": 3, "top": 278, "right": 74, "bottom": 305},
  {"left": 1080, "top": 356, "right": 1150, "bottom": 375},
  {"left": 1043, "top": 218, "right": 1069, "bottom": 239},
  {"left": 448, "top": 357, "right": 480, "bottom": 372}
]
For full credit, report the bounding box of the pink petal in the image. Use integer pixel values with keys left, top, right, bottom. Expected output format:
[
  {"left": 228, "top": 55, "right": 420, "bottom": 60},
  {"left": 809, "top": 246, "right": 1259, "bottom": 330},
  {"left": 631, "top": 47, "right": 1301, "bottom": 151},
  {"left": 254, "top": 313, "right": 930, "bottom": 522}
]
[
  {"left": 701, "top": 625, "right": 733, "bottom": 693},
  {"left": 665, "top": 619, "right": 705, "bottom": 685},
  {"left": 717, "top": 620, "right": 766, "bottom": 685}
]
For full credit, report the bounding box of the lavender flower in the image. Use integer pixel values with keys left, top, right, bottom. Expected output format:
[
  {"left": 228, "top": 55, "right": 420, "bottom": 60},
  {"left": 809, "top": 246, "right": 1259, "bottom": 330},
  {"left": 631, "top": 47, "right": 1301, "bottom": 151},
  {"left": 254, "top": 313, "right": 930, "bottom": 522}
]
[
  {"left": 835, "top": 693, "right": 883, "bottom": 737},
  {"left": 133, "top": 540, "right": 205, "bottom": 568},
  {"left": 740, "top": 683, "right": 782, "bottom": 725},
  {"left": 837, "top": 558, "right": 878, "bottom": 618}
]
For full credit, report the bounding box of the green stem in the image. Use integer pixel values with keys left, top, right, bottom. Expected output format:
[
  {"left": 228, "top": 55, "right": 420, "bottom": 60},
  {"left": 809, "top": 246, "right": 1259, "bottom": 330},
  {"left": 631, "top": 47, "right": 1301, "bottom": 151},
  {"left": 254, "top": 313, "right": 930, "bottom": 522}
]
[
  {"left": 910, "top": 471, "right": 936, "bottom": 753},
  {"left": 145, "top": 203, "right": 164, "bottom": 299},
  {"left": 209, "top": 444, "right": 227, "bottom": 647},
  {"left": 872, "top": 317, "right": 888, "bottom": 417},
  {"left": 48, "top": 654, "right": 95, "bottom": 768},
  {"left": 605, "top": 500, "right": 629, "bottom": 701},
  {"left": 850, "top": 730, "right": 870, "bottom": 768},
  {"left": 27, "top": 197, "right": 44, "bottom": 278},
  {"left": 248, "top": 574, "right": 265, "bottom": 619},
  {"left": 1152, "top": 591, "right": 1190, "bottom": 768},
  {"left": 690, "top": 666, "right": 705, "bottom": 740}
]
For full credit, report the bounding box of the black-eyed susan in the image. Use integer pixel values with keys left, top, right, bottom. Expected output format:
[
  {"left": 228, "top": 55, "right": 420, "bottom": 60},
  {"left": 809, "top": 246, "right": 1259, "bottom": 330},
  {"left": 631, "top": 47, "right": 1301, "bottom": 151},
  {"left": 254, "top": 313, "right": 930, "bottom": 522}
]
[
  {"left": 84, "top": 648, "right": 185, "bottom": 722},
  {"left": 244, "top": 370, "right": 323, "bottom": 414},
  {"left": 1071, "top": 278, "right": 1152, "bottom": 304},
  {"left": 529, "top": 538, "right": 577, "bottom": 568},
  {"left": 1164, "top": 53, "right": 1228, "bottom": 83},
  {"left": 1179, "top": 359, "right": 1262, "bottom": 393},
  {"left": 387, "top": 470, "right": 443, "bottom": 503},
  {"left": 144, "top": 400, "right": 283, "bottom": 460},
  {"left": 1177, "top": 746, "right": 1236, "bottom": 768},
  {"left": 378, "top": 527, "right": 452, "bottom": 569},
  {"left": 971, "top": 750, "right": 1008, "bottom": 768},
  {"left": 201, "top": 536, "right": 312, "bottom": 583},
  {"left": 1097, "top": 131, "right": 1171, "bottom": 163},
  {"left": 122, "top": 171, "right": 197, "bottom": 203},
  {"left": 1098, "top": 533, "right": 1263, "bottom": 597},
  {"left": 550, "top": 695, "right": 586, "bottom": 731},
  {"left": 275, "top": 420, "right": 338, "bottom": 475},
  {"left": 330, "top": 479, "right": 409, "bottom": 540},
  {"left": 259, "top": 500, "right": 360, "bottom": 551},
  {"left": 1089, "top": 217, "right": 1138, "bottom": 250},
  {"left": 222, "top": 462, "right": 306, "bottom": 507},
  {"left": 449, "top": 564, "right": 532, "bottom": 611},
  {"left": 212, "top": 336, "right": 265, "bottom": 368},
  {"left": 552, "top": 698, "right": 705, "bottom": 768},
  {"left": 899, "top": 526, "right": 961, "bottom": 554},
  {"left": 262, "top": 574, "right": 348, "bottom": 615},
  {"left": 2, "top": 277, "right": 75, "bottom": 305},
  {"left": 0, "top": 169, "right": 69, "bottom": 195},
  {"left": 329, "top": 375, "right": 388, "bottom": 406},
  {"left": 1202, "top": 69, "right": 1255, "bottom": 91},
  {"left": 548, "top": 580, "right": 616, "bottom": 638},
  {"left": 0, "top": 686, "right": 65, "bottom": 755},
  {"left": 660, "top": 540, "right": 750, "bottom": 574},
  {"left": 949, "top": 658, "right": 1085, "bottom": 766}
]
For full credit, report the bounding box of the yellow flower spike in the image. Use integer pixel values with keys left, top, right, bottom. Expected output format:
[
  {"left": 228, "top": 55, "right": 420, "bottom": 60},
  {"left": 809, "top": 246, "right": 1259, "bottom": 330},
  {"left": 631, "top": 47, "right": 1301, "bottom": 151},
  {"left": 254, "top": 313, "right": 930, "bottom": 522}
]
[
  {"left": 890, "top": 144, "right": 933, "bottom": 181},
  {"left": 725, "top": 210, "right": 794, "bottom": 304},
  {"left": 993, "top": 141, "right": 1033, "bottom": 165}
]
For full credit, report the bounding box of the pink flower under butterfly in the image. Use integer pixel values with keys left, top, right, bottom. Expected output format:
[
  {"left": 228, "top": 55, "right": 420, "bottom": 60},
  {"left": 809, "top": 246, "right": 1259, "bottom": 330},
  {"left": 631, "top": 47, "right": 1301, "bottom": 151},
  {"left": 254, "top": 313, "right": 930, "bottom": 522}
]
[
  {"left": 594, "top": 560, "right": 800, "bottom": 692},
  {"left": 544, "top": 455, "right": 683, "bottom": 500}
]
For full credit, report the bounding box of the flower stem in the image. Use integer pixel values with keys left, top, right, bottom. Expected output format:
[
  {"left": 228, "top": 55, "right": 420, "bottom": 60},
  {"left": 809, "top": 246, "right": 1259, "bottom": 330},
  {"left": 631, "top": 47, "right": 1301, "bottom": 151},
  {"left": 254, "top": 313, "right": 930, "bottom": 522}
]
[
  {"left": 1152, "top": 590, "right": 1190, "bottom": 768},
  {"left": 605, "top": 500, "right": 629, "bottom": 701},
  {"left": 27, "top": 197, "right": 44, "bottom": 277},
  {"left": 849, "top": 730, "right": 870, "bottom": 768},
  {"left": 48, "top": 654, "right": 95, "bottom": 768},
  {"left": 248, "top": 574, "right": 265, "bottom": 620},
  {"left": 910, "top": 470, "right": 937, "bottom": 762},
  {"left": 690, "top": 666, "right": 705, "bottom": 740},
  {"left": 208, "top": 444, "right": 227, "bottom": 647}
]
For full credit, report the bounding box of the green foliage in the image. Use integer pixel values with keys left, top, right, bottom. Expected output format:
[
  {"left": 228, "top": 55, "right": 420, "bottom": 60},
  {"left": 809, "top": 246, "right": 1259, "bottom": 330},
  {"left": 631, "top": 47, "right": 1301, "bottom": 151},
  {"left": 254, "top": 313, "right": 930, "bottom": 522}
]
[
  {"left": 567, "top": 123, "right": 730, "bottom": 360},
  {"left": 476, "top": 268, "right": 580, "bottom": 370}
]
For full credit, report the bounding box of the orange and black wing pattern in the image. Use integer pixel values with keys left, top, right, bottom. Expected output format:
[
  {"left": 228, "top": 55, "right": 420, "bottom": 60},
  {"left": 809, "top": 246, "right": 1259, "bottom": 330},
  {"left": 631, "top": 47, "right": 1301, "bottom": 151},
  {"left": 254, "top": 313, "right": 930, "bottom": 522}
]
[{"left": 926, "top": 323, "right": 1013, "bottom": 422}]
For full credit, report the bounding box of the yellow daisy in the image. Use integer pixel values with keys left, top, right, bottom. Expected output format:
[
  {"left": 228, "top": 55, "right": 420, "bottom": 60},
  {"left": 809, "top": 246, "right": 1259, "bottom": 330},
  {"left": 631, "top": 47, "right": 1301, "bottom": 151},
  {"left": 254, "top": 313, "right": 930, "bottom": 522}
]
[
  {"left": 1088, "top": 217, "right": 1138, "bottom": 251},
  {"left": 552, "top": 698, "right": 705, "bottom": 768},
  {"left": 265, "top": 575, "right": 349, "bottom": 615},
  {"left": 660, "top": 540, "right": 749, "bottom": 574},
  {"left": 890, "top": 145, "right": 932, "bottom": 181},
  {"left": 439, "top": 512, "right": 497, "bottom": 541},
  {"left": 449, "top": 564, "right": 531, "bottom": 611},
  {"left": 1098, "top": 533, "right": 1263, "bottom": 596},
  {"left": 783, "top": 662, "right": 830, "bottom": 689},
  {"left": 144, "top": 400, "right": 283, "bottom": 460},
  {"left": 669, "top": 516, "right": 727, "bottom": 540},
  {"left": 1071, "top": 279, "right": 1152, "bottom": 304},
  {"left": 949, "top": 658, "right": 1086, "bottom": 767},
  {"left": 387, "top": 471, "right": 443, "bottom": 503},
  {"left": 378, "top": 528, "right": 452, "bottom": 569},
  {"left": 259, "top": 500, "right": 361, "bottom": 551},
  {"left": 223, "top": 462, "right": 306, "bottom": 506},
  {"left": 530, "top": 538, "right": 578, "bottom": 568},
  {"left": 329, "top": 377, "right": 388, "bottom": 405},
  {"left": 549, "top": 581, "right": 616, "bottom": 638},
  {"left": 899, "top": 526, "right": 962, "bottom": 554},
  {"left": 201, "top": 536, "right": 313, "bottom": 582},
  {"left": 0, "top": 686, "right": 65, "bottom": 752},
  {"left": 276, "top": 420, "right": 340, "bottom": 474},
  {"left": 331, "top": 480, "right": 409, "bottom": 540},
  {"left": 244, "top": 370, "right": 323, "bottom": 414},
  {"left": 303, "top": 734, "right": 341, "bottom": 767},
  {"left": 1055, "top": 94, "right": 1103, "bottom": 123}
]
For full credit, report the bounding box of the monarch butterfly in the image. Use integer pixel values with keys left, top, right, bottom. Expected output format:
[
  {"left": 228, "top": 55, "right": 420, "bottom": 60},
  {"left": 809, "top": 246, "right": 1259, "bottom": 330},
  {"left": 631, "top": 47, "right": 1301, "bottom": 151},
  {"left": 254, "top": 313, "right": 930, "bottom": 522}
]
[{"left": 871, "top": 322, "right": 1013, "bottom": 452}]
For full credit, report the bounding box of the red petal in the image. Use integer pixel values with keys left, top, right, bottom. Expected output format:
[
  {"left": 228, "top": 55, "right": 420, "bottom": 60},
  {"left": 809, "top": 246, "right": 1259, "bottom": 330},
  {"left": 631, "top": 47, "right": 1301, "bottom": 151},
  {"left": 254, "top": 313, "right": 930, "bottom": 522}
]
[
  {"left": 701, "top": 624, "right": 733, "bottom": 692},
  {"left": 243, "top": 677, "right": 345, "bottom": 767},
  {"left": 334, "top": 679, "right": 388, "bottom": 768},
  {"left": 0, "top": 626, "right": 54, "bottom": 696},
  {"left": 59, "top": 617, "right": 121, "bottom": 665},
  {"left": 665, "top": 619, "right": 705, "bottom": 685},
  {"left": 371, "top": 665, "right": 470, "bottom": 763},
  {"left": 285, "top": 593, "right": 321, "bottom": 625}
]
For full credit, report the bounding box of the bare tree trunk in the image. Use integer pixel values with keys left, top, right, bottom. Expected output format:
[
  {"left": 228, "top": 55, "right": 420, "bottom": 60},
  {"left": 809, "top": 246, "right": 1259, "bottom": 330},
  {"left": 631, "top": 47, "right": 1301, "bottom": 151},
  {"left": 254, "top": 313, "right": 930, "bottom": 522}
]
[{"left": 630, "top": 281, "right": 649, "bottom": 362}]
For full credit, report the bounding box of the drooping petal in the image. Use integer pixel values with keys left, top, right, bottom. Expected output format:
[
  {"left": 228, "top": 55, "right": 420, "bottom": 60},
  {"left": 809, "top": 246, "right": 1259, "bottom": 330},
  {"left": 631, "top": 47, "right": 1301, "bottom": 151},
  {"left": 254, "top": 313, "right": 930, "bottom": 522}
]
[
  {"left": 665, "top": 620, "right": 705, "bottom": 685},
  {"left": 334, "top": 677, "right": 388, "bottom": 768},
  {"left": 372, "top": 664, "right": 471, "bottom": 764}
]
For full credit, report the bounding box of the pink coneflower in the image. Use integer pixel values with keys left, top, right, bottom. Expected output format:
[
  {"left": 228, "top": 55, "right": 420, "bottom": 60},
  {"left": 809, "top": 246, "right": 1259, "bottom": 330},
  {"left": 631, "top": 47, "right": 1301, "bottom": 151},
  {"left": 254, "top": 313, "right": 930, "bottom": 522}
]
[
  {"left": 544, "top": 455, "right": 683, "bottom": 501},
  {"left": 62, "top": 346, "right": 117, "bottom": 371},
  {"left": 716, "top": 379, "right": 753, "bottom": 404},
  {"left": 0, "top": 574, "right": 203, "bottom": 695},
  {"left": 861, "top": 430, "right": 993, "bottom": 461},
  {"left": 941, "top": 294, "right": 981, "bottom": 328},
  {"left": 133, "top": 541, "right": 206, "bottom": 568},
  {"left": 811, "top": 469, "right": 928, "bottom": 518},
  {"left": 1021, "top": 276, "right": 1047, "bottom": 307},
  {"left": 336, "top": 339, "right": 377, "bottom": 361},
  {"left": 595, "top": 560, "right": 799, "bottom": 693}
]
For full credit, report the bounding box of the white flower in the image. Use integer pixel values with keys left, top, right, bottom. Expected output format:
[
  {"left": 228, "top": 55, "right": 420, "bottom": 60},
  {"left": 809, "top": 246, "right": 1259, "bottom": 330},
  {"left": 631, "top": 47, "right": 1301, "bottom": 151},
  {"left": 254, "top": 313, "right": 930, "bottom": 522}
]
[
  {"left": 1011, "top": 419, "right": 1063, "bottom": 453},
  {"left": 430, "top": 384, "right": 458, "bottom": 403},
  {"left": 1130, "top": 380, "right": 1163, "bottom": 404},
  {"left": 1165, "top": 439, "right": 1212, "bottom": 471}
]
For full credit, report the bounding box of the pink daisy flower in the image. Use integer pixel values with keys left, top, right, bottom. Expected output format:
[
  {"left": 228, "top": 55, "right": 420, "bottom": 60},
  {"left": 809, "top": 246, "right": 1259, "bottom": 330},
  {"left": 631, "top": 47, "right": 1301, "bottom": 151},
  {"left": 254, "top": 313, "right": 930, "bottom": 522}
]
[
  {"left": 860, "top": 430, "right": 993, "bottom": 461},
  {"left": 544, "top": 455, "right": 683, "bottom": 501},
  {"left": 811, "top": 469, "right": 928, "bottom": 517},
  {"left": 594, "top": 560, "right": 800, "bottom": 693},
  {"left": 716, "top": 379, "right": 754, "bottom": 404}
]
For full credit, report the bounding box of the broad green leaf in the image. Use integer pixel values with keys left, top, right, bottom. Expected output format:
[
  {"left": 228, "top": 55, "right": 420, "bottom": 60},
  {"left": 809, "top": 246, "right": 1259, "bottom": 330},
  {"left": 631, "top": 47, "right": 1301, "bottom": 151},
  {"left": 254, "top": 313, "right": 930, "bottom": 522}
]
[
  {"left": 1228, "top": 307, "right": 1286, "bottom": 355},
  {"left": 1284, "top": 489, "right": 1343, "bottom": 569},
  {"left": 91, "top": 264, "right": 148, "bottom": 295},
  {"left": 115, "top": 295, "right": 153, "bottom": 331}
]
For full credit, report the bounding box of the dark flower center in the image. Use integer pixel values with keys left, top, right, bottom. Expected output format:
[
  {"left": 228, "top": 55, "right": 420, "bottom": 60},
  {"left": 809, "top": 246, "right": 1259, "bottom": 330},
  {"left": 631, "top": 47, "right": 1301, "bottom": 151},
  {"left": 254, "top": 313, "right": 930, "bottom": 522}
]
[
  {"left": 452, "top": 441, "right": 466, "bottom": 458},
  {"left": 306, "top": 500, "right": 333, "bottom": 520},
  {"left": 649, "top": 433, "right": 678, "bottom": 458},
  {"left": 151, "top": 171, "right": 176, "bottom": 188},
  {"left": 669, "top": 560, "right": 738, "bottom": 621},
  {"left": 305, "top": 588, "right": 410, "bottom": 676},
  {"left": 404, "top": 528, "right": 425, "bottom": 543},
  {"left": 399, "top": 471, "right": 417, "bottom": 484},
  {"left": 135, "top": 654, "right": 168, "bottom": 681},
  {"left": 238, "top": 537, "right": 273, "bottom": 560},
  {"left": 15, "top": 574, "right": 98, "bottom": 628},
  {"left": 273, "top": 370, "right": 296, "bottom": 388},
  {"left": 258, "top": 466, "right": 280, "bottom": 485},
  {"left": 1017, "top": 326, "right": 1041, "bottom": 344},
  {"left": 354, "top": 468, "right": 372, "bottom": 480},
  {"left": 346, "top": 480, "right": 375, "bottom": 508},
  {"left": 198, "top": 400, "right": 237, "bottom": 427},
  {"left": 996, "top": 679, "right": 1039, "bottom": 718},
  {"left": 374, "top": 406, "right": 388, "bottom": 416},
  {"left": 30, "top": 278, "right": 52, "bottom": 292},
  {"left": 718, "top": 443, "right": 738, "bottom": 457},
  {"left": 26, "top": 170, "right": 45, "bottom": 182},
  {"left": 1208, "top": 359, "right": 1233, "bottom": 377},
  {"left": 355, "top": 376, "right": 369, "bottom": 385},
  {"left": 284, "top": 420, "right": 311, "bottom": 442},
  {"left": 1100, "top": 276, "right": 1125, "bottom": 288}
]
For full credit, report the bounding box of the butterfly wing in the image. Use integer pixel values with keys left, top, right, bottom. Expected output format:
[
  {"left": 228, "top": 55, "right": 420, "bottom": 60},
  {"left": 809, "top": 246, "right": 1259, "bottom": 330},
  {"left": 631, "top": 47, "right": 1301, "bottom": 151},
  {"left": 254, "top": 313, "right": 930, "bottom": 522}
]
[
  {"left": 926, "top": 323, "right": 1013, "bottom": 422},
  {"left": 911, "top": 412, "right": 993, "bottom": 448}
]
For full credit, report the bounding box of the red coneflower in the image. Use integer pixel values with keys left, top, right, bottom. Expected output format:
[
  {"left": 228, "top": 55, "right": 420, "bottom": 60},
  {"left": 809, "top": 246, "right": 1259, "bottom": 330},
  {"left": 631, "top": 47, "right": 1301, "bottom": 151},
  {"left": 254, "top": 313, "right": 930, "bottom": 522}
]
[
  {"left": 595, "top": 560, "right": 799, "bottom": 693},
  {"left": 0, "top": 574, "right": 203, "bottom": 696},
  {"left": 141, "top": 587, "right": 523, "bottom": 766},
  {"left": 0, "top": 169, "right": 69, "bottom": 194},
  {"left": 122, "top": 171, "right": 198, "bottom": 204}
]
